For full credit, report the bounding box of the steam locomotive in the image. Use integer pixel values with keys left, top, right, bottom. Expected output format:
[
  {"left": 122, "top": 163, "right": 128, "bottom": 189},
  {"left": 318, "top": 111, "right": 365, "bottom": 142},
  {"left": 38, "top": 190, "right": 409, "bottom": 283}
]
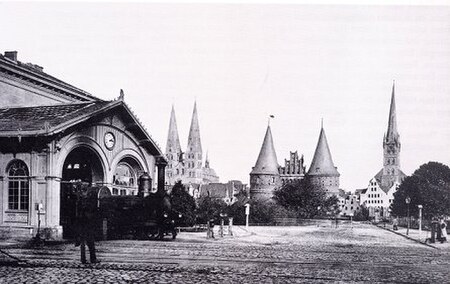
[
  {"left": 99, "top": 192, "right": 178, "bottom": 240},
  {"left": 62, "top": 173, "right": 178, "bottom": 241}
]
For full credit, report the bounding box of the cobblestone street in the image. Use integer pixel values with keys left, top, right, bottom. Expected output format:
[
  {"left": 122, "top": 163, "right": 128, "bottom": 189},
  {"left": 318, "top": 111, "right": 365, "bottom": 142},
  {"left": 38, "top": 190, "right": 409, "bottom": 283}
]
[{"left": 0, "top": 222, "right": 449, "bottom": 283}]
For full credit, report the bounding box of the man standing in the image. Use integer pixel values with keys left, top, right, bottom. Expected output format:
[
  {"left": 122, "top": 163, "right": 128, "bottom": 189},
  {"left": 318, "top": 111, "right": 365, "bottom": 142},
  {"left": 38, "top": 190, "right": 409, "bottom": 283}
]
[{"left": 75, "top": 183, "right": 100, "bottom": 264}]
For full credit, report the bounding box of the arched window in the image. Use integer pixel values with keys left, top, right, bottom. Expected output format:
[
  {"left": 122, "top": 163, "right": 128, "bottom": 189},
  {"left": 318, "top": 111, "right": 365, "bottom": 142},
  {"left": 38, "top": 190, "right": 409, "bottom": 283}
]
[
  {"left": 7, "top": 160, "right": 30, "bottom": 211},
  {"left": 112, "top": 161, "right": 140, "bottom": 196},
  {"left": 113, "top": 163, "right": 136, "bottom": 187}
]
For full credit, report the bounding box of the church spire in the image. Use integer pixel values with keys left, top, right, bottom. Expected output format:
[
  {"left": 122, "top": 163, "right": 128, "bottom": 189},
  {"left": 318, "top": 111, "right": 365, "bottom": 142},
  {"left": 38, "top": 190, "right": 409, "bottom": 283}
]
[
  {"left": 386, "top": 81, "right": 399, "bottom": 144},
  {"left": 308, "top": 125, "right": 339, "bottom": 176},
  {"left": 187, "top": 101, "right": 202, "bottom": 154},
  {"left": 205, "top": 150, "right": 210, "bottom": 168},
  {"left": 251, "top": 125, "right": 279, "bottom": 175},
  {"left": 165, "top": 104, "right": 182, "bottom": 155},
  {"left": 381, "top": 81, "right": 402, "bottom": 189}
]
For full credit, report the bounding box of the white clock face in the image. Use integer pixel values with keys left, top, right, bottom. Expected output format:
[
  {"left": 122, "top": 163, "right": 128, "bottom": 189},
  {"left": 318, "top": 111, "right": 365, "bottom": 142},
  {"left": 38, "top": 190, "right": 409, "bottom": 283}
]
[{"left": 104, "top": 132, "right": 115, "bottom": 150}]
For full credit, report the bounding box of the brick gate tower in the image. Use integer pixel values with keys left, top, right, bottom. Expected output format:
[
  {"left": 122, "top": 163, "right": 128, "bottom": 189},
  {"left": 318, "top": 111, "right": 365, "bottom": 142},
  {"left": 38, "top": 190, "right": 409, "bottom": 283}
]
[
  {"left": 249, "top": 124, "right": 280, "bottom": 201},
  {"left": 307, "top": 123, "right": 340, "bottom": 196}
]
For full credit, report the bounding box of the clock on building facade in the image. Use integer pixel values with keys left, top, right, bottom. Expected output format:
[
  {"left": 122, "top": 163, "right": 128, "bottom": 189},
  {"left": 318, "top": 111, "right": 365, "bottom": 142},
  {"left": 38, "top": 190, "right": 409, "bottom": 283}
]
[{"left": 104, "top": 132, "right": 116, "bottom": 150}]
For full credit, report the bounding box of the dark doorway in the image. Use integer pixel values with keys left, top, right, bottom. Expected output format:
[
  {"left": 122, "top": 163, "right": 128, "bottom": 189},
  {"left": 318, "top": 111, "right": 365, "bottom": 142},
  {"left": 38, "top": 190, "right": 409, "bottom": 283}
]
[{"left": 60, "top": 146, "right": 104, "bottom": 239}]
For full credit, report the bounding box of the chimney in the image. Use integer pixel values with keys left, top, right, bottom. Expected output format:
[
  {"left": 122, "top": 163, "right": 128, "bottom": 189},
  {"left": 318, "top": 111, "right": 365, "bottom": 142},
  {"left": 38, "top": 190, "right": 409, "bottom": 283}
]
[{"left": 4, "top": 51, "right": 18, "bottom": 62}]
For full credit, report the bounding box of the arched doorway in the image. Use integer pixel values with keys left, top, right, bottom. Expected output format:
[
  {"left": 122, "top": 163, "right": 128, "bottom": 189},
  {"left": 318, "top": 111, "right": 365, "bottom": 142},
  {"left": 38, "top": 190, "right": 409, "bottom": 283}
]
[{"left": 60, "top": 146, "right": 104, "bottom": 238}]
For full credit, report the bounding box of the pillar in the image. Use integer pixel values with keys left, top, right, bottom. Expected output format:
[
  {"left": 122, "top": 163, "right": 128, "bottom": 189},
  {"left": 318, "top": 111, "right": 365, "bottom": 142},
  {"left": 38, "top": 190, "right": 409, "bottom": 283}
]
[{"left": 156, "top": 156, "right": 167, "bottom": 194}]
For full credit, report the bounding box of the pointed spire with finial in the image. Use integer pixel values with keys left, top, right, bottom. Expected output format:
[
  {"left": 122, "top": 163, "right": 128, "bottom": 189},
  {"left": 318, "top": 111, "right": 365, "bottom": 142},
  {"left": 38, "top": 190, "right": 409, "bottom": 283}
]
[
  {"left": 251, "top": 123, "right": 279, "bottom": 175},
  {"left": 165, "top": 104, "right": 182, "bottom": 157},
  {"left": 187, "top": 101, "right": 202, "bottom": 154},
  {"left": 385, "top": 80, "right": 399, "bottom": 144},
  {"left": 308, "top": 122, "right": 339, "bottom": 176},
  {"left": 118, "top": 89, "right": 125, "bottom": 100},
  {"left": 268, "top": 115, "right": 274, "bottom": 126}
]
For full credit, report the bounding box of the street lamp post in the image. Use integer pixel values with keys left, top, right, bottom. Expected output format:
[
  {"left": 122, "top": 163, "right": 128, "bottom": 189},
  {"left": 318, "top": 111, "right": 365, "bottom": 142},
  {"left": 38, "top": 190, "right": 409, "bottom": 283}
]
[
  {"left": 244, "top": 203, "right": 250, "bottom": 229},
  {"left": 405, "top": 197, "right": 411, "bottom": 236},
  {"left": 418, "top": 205, "right": 423, "bottom": 241}
]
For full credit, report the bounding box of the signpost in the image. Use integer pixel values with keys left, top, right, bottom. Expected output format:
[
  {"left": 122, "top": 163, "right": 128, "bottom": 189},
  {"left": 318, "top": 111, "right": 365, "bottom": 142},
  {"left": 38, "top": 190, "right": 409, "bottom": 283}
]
[
  {"left": 418, "top": 205, "right": 423, "bottom": 241},
  {"left": 405, "top": 197, "right": 411, "bottom": 236},
  {"left": 349, "top": 213, "right": 354, "bottom": 229}
]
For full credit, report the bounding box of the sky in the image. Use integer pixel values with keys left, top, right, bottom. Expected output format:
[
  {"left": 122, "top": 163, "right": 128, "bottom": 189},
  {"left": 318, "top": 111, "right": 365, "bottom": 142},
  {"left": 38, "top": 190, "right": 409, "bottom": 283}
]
[{"left": 1, "top": 2, "right": 449, "bottom": 191}]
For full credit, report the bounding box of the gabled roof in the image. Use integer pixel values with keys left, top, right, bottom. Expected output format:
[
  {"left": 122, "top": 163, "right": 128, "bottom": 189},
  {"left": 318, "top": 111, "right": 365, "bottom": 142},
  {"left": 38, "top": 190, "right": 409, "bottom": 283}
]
[
  {"left": 308, "top": 127, "right": 339, "bottom": 176},
  {"left": 373, "top": 168, "right": 407, "bottom": 193},
  {"left": 251, "top": 125, "right": 279, "bottom": 175},
  {"left": 0, "top": 100, "right": 165, "bottom": 157},
  {"left": 354, "top": 188, "right": 367, "bottom": 195},
  {"left": 199, "top": 182, "right": 236, "bottom": 199},
  {"left": 337, "top": 188, "right": 346, "bottom": 198},
  {"left": 0, "top": 101, "right": 110, "bottom": 135},
  {"left": 0, "top": 53, "right": 99, "bottom": 102}
]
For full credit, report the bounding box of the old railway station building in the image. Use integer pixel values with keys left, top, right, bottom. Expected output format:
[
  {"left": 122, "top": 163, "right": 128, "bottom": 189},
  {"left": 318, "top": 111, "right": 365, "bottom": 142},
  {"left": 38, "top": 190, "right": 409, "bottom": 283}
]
[{"left": 0, "top": 51, "right": 167, "bottom": 239}]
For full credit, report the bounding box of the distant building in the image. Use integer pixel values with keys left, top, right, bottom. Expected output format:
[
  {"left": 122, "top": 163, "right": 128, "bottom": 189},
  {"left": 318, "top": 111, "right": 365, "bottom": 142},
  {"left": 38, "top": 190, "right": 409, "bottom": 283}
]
[
  {"left": 339, "top": 192, "right": 361, "bottom": 217},
  {"left": 279, "top": 151, "right": 306, "bottom": 185},
  {"left": 165, "top": 103, "right": 219, "bottom": 187},
  {"left": 186, "top": 183, "right": 201, "bottom": 199},
  {"left": 307, "top": 125, "right": 340, "bottom": 196},
  {"left": 199, "top": 181, "right": 241, "bottom": 205},
  {"left": 359, "top": 83, "right": 406, "bottom": 218},
  {"left": 228, "top": 180, "right": 248, "bottom": 194}
]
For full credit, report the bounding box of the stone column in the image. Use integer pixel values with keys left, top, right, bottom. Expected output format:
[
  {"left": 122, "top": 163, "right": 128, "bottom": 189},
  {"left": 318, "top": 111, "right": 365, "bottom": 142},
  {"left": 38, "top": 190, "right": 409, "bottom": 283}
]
[
  {"left": 46, "top": 177, "right": 63, "bottom": 239},
  {"left": 0, "top": 176, "right": 3, "bottom": 224},
  {"left": 156, "top": 157, "right": 167, "bottom": 194}
]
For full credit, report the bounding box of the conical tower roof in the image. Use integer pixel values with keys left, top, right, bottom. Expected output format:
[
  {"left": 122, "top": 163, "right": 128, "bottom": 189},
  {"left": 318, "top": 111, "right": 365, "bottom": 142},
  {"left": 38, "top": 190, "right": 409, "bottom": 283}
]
[
  {"left": 251, "top": 125, "right": 279, "bottom": 175},
  {"left": 187, "top": 101, "right": 202, "bottom": 153},
  {"left": 385, "top": 82, "right": 399, "bottom": 143},
  {"left": 165, "top": 105, "right": 182, "bottom": 154},
  {"left": 308, "top": 126, "right": 339, "bottom": 176}
]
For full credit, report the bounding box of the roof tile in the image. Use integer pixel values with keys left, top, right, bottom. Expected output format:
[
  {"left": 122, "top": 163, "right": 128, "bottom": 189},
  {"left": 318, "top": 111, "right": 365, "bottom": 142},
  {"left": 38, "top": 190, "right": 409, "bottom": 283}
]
[{"left": 0, "top": 101, "right": 111, "bottom": 134}]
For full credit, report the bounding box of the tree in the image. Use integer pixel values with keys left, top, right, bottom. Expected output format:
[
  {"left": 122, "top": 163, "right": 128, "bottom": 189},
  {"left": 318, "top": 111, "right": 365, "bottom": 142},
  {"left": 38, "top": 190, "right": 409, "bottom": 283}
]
[
  {"left": 273, "top": 178, "right": 339, "bottom": 219},
  {"left": 170, "top": 181, "right": 197, "bottom": 226},
  {"left": 226, "top": 190, "right": 249, "bottom": 225},
  {"left": 353, "top": 205, "right": 370, "bottom": 221},
  {"left": 196, "top": 196, "right": 228, "bottom": 224},
  {"left": 390, "top": 162, "right": 450, "bottom": 219}
]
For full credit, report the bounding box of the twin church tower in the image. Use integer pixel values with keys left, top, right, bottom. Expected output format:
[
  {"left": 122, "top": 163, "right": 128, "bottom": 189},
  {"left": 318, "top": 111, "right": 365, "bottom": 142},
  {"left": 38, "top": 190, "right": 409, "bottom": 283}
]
[{"left": 165, "top": 102, "right": 219, "bottom": 186}]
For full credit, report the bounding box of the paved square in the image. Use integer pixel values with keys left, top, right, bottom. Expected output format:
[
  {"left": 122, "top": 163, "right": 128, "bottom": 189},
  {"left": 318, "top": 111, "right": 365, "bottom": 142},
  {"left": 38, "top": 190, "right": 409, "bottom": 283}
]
[{"left": 0, "top": 222, "right": 448, "bottom": 283}]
